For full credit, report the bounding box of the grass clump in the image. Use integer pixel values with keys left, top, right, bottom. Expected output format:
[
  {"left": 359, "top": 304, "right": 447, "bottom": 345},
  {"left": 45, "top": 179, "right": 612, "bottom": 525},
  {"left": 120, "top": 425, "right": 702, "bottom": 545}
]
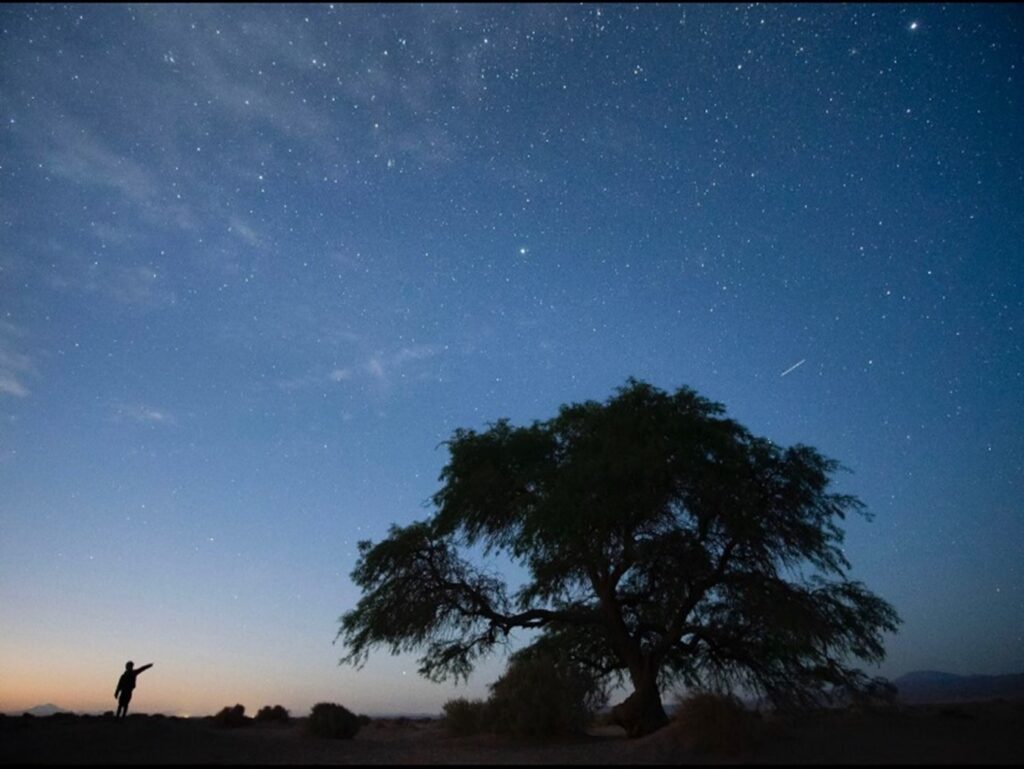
[
  {"left": 306, "top": 702, "right": 361, "bottom": 739},
  {"left": 671, "top": 692, "right": 761, "bottom": 755}
]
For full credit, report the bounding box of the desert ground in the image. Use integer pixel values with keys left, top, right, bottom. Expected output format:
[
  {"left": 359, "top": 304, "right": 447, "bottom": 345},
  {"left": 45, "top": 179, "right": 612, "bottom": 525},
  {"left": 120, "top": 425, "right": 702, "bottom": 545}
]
[{"left": 2, "top": 701, "right": 1023, "bottom": 765}]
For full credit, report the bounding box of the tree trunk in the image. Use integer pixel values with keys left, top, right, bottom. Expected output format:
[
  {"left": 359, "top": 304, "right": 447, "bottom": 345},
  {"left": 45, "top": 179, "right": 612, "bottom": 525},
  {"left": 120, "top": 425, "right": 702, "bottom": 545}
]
[{"left": 611, "top": 672, "right": 669, "bottom": 738}]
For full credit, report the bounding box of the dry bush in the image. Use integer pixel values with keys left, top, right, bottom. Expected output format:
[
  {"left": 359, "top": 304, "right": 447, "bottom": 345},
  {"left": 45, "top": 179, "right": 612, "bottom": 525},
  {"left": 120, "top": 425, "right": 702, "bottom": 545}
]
[
  {"left": 590, "top": 709, "right": 619, "bottom": 728},
  {"left": 938, "top": 705, "right": 975, "bottom": 720},
  {"left": 443, "top": 653, "right": 601, "bottom": 738},
  {"left": 255, "top": 704, "right": 290, "bottom": 724},
  {"left": 306, "top": 702, "right": 361, "bottom": 739},
  {"left": 487, "top": 653, "right": 600, "bottom": 737},
  {"left": 442, "top": 698, "right": 490, "bottom": 736},
  {"left": 671, "top": 692, "right": 761, "bottom": 756},
  {"left": 213, "top": 704, "right": 249, "bottom": 728}
]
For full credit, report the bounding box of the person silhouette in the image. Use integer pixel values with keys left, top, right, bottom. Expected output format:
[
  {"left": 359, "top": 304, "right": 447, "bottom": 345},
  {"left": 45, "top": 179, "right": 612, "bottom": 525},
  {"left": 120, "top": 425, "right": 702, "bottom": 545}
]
[{"left": 114, "top": 661, "right": 153, "bottom": 718}]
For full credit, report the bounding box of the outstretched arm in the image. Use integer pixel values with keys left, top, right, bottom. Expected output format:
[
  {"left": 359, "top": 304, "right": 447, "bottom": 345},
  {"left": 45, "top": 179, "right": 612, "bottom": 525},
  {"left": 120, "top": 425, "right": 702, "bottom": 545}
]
[{"left": 136, "top": 663, "right": 153, "bottom": 674}]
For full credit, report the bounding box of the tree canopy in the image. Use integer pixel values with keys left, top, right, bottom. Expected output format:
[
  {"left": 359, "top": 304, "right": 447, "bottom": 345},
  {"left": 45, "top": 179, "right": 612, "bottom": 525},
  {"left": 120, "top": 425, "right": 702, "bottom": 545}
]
[{"left": 337, "top": 379, "right": 900, "bottom": 736}]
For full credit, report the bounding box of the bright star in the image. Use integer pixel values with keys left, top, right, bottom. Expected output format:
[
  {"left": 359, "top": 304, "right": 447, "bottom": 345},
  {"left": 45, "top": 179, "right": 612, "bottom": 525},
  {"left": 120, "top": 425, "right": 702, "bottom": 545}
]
[{"left": 909, "top": 21, "right": 919, "bottom": 31}]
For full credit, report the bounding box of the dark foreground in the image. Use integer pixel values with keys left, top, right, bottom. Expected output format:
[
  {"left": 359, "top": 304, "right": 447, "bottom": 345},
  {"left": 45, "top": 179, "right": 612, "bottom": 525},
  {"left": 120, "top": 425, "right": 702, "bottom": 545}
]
[{"left": 2, "top": 701, "right": 1023, "bottom": 764}]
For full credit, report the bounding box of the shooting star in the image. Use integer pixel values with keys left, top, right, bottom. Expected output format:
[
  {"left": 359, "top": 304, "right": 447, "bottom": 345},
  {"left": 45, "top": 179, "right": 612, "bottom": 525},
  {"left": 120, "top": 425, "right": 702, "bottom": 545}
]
[{"left": 780, "top": 359, "right": 806, "bottom": 378}]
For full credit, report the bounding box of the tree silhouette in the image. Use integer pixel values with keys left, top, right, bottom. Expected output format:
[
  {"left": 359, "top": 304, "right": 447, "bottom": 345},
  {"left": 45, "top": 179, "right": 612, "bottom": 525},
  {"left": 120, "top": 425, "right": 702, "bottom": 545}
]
[{"left": 337, "top": 379, "right": 900, "bottom": 736}]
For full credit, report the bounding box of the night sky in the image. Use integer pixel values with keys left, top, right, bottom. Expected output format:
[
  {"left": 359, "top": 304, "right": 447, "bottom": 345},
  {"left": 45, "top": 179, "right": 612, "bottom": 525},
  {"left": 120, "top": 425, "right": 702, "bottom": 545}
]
[{"left": 1, "top": 4, "right": 1021, "bottom": 717}]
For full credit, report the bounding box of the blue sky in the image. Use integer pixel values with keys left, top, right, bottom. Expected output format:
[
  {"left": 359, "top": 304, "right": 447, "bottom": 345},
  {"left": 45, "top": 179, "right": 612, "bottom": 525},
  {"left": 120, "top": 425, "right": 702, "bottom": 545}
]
[{"left": 0, "top": 4, "right": 1021, "bottom": 716}]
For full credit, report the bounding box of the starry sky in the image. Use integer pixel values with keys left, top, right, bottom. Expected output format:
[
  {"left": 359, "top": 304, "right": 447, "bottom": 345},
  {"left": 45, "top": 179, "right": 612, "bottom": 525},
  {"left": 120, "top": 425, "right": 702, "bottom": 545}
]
[{"left": 1, "top": 4, "right": 1021, "bottom": 717}]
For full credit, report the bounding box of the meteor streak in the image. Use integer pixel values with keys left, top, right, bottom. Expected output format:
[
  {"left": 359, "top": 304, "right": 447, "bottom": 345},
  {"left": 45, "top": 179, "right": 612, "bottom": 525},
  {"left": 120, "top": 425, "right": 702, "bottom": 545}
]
[{"left": 780, "top": 359, "right": 806, "bottom": 377}]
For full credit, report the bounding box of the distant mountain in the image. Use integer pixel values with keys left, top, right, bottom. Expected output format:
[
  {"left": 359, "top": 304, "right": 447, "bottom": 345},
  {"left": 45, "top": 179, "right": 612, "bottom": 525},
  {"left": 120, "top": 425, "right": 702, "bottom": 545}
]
[
  {"left": 893, "top": 671, "right": 1024, "bottom": 703},
  {"left": 19, "top": 704, "right": 73, "bottom": 717}
]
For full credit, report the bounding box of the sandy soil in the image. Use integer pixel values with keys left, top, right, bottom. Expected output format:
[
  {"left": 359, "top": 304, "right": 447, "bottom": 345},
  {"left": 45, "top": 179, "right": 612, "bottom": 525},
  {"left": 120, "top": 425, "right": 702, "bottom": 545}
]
[{"left": 2, "top": 701, "right": 1022, "bottom": 764}]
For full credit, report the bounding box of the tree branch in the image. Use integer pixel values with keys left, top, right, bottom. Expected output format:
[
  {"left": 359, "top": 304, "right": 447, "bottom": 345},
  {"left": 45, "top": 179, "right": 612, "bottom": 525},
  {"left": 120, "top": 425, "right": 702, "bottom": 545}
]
[{"left": 655, "top": 537, "right": 739, "bottom": 656}]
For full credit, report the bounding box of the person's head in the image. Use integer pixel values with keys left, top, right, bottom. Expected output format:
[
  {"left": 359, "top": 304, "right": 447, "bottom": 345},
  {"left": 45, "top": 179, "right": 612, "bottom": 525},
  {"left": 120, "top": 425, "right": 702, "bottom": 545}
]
[{"left": 125, "top": 661, "right": 134, "bottom": 670}]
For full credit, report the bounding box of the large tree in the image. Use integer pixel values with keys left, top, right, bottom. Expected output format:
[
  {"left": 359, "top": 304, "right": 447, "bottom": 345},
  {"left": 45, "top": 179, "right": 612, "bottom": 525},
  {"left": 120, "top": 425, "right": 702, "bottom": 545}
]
[{"left": 337, "top": 379, "right": 900, "bottom": 736}]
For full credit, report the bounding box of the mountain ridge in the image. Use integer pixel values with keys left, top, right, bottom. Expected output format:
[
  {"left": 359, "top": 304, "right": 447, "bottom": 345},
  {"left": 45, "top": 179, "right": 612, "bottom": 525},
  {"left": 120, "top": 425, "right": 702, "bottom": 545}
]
[{"left": 893, "top": 671, "right": 1024, "bottom": 703}]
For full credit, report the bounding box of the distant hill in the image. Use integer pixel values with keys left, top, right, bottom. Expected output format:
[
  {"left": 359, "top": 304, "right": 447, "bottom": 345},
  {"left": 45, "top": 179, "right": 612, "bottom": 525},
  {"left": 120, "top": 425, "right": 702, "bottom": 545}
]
[
  {"left": 893, "top": 671, "right": 1024, "bottom": 703},
  {"left": 18, "top": 704, "right": 73, "bottom": 717}
]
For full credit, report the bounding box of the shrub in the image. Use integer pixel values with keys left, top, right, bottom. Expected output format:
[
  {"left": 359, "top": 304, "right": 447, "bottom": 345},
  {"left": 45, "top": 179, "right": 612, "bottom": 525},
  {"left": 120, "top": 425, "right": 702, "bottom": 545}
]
[
  {"left": 441, "top": 651, "right": 603, "bottom": 738},
  {"left": 307, "top": 702, "right": 361, "bottom": 739},
  {"left": 255, "top": 705, "right": 291, "bottom": 724},
  {"left": 357, "top": 713, "right": 372, "bottom": 726},
  {"left": 213, "top": 704, "right": 249, "bottom": 728},
  {"left": 442, "top": 698, "right": 490, "bottom": 736},
  {"left": 938, "top": 706, "right": 974, "bottom": 720},
  {"left": 671, "top": 692, "right": 761, "bottom": 755},
  {"left": 486, "top": 652, "right": 602, "bottom": 737}
]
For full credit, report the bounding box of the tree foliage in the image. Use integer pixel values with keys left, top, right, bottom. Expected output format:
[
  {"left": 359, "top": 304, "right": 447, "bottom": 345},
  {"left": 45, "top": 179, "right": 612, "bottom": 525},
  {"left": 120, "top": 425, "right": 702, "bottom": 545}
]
[{"left": 337, "top": 379, "right": 900, "bottom": 736}]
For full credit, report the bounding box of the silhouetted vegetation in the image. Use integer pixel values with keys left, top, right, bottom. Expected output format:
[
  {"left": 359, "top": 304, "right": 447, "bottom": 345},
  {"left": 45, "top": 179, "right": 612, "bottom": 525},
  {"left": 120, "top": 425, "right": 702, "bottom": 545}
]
[
  {"left": 255, "top": 704, "right": 290, "bottom": 724},
  {"left": 442, "top": 651, "right": 602, "bottom": 737},
  {"left": 488, "top": 651, "right": 602, "bottom": 736},
  {"left": 670, "top": 692, "right": 762, "bottom": 755},
  {"left": 338, "top": 379, "right": 900, "bottom": 737},
  {"left": 939, "top": 706, "right": 976, "bottom": 720},
  {"left": 442, "top": 697, "right": 490, "bottom": 736},
  {"left": 306, "top": 702, "right": 360, "bottom": 739},
  {"left": 213, "top": 704, "right": 249, "bottom": 728},
  {"left": 4, "top": 699, "right": 1024, "bottom": 764}
]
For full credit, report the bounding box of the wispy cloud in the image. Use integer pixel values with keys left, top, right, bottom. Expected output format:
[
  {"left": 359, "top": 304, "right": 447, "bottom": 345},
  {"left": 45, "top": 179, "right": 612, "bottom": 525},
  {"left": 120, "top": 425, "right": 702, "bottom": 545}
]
[
  {"left": 352, "top": 345, "right": 442, "bottom": 387},
  {"left": 0, "top": 322, "right": 36, "bottom": 399},
  {"left": 228, "top": 216, "right": 261, "bottom": 247},
  {"left": 329, "top": 368, "right": 354, "bottom": 382},
  {"left": 45, "top": 258, "right": 178, "bottom": 310},
  {"left": 105, "top": 265, "right": 178, "bottom": 307},
  {"left": 0, "top": 375, "right": 29, "bottom": 398},
  {"left": 112, "top": 403, "right": 176, "bottom": 425},
  {"left": 129, "top": 4, "right": 538, "bottom": 174},
  {"left": 39, "top": 120, "right": 197, "bottom": 234},
  {"left": 364, "top": 357, "right": 387, "bottom": 381},
  {"left": 282, "top": 344, "right": 444, "bottom": 393}
]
